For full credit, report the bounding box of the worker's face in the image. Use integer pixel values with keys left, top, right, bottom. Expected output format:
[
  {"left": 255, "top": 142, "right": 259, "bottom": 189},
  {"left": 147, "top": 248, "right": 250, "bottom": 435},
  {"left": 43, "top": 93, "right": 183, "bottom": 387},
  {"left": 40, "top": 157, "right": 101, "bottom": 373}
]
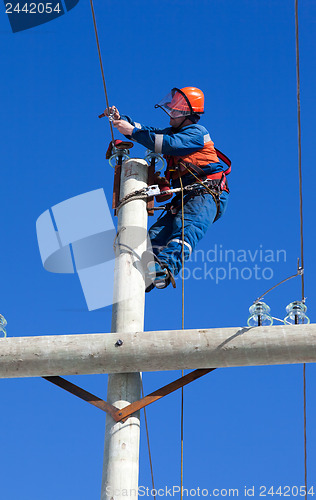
[
  {"left": 169, "top": 115, "right": 192, "bottom": 129},
  {"left": 169, "top": 116, "right": 185, "bottom": 128}
]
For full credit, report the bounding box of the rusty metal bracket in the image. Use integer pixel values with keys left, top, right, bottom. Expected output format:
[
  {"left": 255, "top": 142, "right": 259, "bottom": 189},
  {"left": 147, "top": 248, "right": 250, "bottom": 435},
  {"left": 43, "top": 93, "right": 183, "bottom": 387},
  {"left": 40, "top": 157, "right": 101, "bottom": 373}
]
[
  {"left": 43, "top": 376, "right": 120, "bottom": 421},
  {"left": 116, "top": 368, "right": 215, "bottom": 422},
  {"left": 147, "top": 158, "right": 155, "bottom": 216},
  {"left": 44, "top": 368, "right": 216, "bottom": 422},
  {"left": 112, "top": 162, "right": 122, "bottom": 217}
]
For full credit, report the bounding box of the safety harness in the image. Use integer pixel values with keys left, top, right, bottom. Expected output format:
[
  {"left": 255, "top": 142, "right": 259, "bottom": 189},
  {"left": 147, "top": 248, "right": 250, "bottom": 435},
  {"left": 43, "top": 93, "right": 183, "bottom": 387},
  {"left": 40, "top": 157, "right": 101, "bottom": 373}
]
[{"left": 164, "top": 148, "right": 231, "bottom": 218}]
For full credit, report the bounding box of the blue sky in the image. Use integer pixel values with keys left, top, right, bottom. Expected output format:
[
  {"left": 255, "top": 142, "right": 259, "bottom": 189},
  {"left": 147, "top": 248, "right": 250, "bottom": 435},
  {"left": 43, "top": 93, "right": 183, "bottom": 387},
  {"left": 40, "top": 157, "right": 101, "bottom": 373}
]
[{"left": 1, "top": 0, "right": 316, "bottom": 498}]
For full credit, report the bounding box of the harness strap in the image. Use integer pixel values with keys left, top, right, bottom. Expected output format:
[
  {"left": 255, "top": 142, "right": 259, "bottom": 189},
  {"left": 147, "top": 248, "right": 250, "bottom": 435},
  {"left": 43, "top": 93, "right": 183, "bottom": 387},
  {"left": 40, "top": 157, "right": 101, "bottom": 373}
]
[
  {"left": 169, "top": 178, "right": 221, "bottom": 221},
  {"left": 170, "top": 185, "right": 222, "bottom": 220},
  {"left": 215, "top": 148, "right": 232, "bottom": 174},
  {"left": 177, "top": 160, "right": 229, "bottom": 193}
]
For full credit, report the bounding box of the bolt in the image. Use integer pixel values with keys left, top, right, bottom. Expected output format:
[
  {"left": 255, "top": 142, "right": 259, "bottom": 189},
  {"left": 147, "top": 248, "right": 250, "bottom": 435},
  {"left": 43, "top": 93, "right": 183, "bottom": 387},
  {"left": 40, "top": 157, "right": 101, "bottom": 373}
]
[{"left": 115, "top": 339, "right": 123, "bottom": 347}]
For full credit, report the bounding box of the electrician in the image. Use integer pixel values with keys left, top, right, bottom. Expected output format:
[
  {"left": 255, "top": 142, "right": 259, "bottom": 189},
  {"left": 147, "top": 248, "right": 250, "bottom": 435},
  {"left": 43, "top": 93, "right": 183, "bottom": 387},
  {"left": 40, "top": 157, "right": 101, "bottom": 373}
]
[{"left": 104, "top": 87, "right": 230, "bottom": 291}]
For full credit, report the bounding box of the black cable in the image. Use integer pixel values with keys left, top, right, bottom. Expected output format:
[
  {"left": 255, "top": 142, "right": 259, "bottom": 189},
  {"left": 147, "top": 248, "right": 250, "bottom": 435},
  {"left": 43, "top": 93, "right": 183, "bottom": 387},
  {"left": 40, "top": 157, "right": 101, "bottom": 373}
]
[
  {"left": 295, "top": 1, "right": 307, "bottom": 497},
  {"left": 89, "top": 0, "right": 115, "bottom": 144}
]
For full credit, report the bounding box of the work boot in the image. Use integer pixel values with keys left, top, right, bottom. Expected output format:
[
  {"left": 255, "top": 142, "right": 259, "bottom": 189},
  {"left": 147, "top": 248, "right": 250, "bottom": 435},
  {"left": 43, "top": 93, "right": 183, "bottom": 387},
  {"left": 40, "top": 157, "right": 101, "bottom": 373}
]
[
  {"left": 141, "top": 251, "right": 176, "bottom": 292},
  {"left": 147, "top": 262, "right": 170, "bottom": 289}
]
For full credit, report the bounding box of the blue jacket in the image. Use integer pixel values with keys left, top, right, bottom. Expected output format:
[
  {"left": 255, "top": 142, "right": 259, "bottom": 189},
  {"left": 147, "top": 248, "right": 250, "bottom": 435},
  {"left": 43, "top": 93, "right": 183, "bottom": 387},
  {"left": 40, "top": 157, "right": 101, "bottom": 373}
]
[{"left": 120, "top": 115, "right": 225, "bottom": 182}]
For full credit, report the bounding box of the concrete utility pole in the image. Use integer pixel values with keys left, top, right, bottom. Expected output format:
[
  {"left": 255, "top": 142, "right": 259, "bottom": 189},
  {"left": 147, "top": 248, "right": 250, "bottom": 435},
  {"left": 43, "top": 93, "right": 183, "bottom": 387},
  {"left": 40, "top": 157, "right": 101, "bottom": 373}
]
[
  {"left": 101, "top": 159, "right": 148, "bottom": 500},
  {"left": 2, "top": 325, "right": 316, "bottom": 378}
]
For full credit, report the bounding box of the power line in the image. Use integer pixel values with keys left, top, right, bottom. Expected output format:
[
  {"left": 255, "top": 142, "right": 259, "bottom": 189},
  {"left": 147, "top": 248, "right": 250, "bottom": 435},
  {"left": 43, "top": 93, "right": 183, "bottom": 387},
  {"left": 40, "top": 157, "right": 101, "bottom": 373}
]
[
  {"left": 88, "top": 0, "right": 115, "bottom": 144},
  {"left": 294, "top": 0, "right": 307, "bottom": 497},
  {"left": 295, "top": 0, "right": 305, "bottom": 301}
]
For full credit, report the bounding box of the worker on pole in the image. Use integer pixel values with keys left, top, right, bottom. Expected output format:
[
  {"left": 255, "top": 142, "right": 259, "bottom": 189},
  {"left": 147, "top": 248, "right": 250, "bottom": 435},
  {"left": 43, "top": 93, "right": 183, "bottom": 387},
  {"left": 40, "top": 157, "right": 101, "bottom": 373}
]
[{"left": 104, "top": 87, "right": 230, "bottom": 291}]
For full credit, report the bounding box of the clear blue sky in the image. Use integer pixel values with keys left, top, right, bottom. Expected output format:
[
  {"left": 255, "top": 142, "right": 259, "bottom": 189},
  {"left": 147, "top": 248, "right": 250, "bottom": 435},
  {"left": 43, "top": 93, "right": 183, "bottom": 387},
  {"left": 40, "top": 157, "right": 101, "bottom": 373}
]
[{"left": 1, "top": 0, "right": 316, "bottom": 498}]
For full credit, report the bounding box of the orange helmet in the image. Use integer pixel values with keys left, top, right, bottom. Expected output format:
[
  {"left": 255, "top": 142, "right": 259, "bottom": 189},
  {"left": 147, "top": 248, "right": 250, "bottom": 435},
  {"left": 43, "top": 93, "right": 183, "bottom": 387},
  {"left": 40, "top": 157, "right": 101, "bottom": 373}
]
[{"left": 155, "top": 87, "right": 205, "bottom": 118}]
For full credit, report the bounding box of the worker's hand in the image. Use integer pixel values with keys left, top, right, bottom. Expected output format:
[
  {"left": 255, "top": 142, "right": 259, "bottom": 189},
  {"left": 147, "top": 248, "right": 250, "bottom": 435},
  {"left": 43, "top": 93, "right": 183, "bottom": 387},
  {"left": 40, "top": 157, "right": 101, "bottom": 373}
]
[
  {"left": 112, "top": 119, "right": 135, "bottom": 136},
  {"left": 104, "top": 106, "right": 120, "bottom": 120}
]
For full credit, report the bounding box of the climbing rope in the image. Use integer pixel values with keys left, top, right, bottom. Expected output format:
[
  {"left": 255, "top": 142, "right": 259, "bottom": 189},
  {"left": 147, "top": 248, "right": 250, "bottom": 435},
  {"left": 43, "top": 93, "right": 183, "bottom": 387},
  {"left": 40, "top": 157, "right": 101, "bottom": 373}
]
[
  {"left": 175, "top": 166, "right": 224, "bottom": 498},
  {"left": 294, "top": 0, "right": 308, "bottom": 496},
  {"left": 141, "top": 377, "right": 156, "bottom": 500},
  {"left": 88, "top": 0, "right": 115, "bottom": 144},
  {"left": 116, "top": 190, "right": 151, "bottom": 212},
  {"left": 115, "top": 169, "right": 219, "bottom": 495},
  {"left": 179, "top": 163, "right": 221, "bottom": 208},
  {"left": 178, "top": 171, "right": 185, "bottom": 500},
  {"left": 178, "top": 174, "right": 185, "bottom": 330},
  {"left": 303, "top": 363, "right": 307, "bottom": 499}
]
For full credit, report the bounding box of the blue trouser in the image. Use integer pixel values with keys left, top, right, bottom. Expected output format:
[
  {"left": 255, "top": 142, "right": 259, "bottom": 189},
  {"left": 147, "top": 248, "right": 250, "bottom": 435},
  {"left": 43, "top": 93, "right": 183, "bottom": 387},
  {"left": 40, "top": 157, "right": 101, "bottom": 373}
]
[{"left": 148, "top": 190, "right": 229, "bottom": 276}]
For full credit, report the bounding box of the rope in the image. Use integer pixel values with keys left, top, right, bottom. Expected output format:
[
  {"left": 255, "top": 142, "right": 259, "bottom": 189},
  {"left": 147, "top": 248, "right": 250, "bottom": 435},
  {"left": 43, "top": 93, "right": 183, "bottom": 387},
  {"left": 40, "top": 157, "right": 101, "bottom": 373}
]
[
  {"left": 141, "top": 377, "right": 156, "bottom": 500},
  {"left": 178, "top": 176, "right": 185, "bottom": 332},
  {"left": 175, "top": 167, "right": 221, "bottom": 498},
  {"left": 303, "top": 363, "right": 307, "bottom": 499},
  {"left": 88, "top": 0, "right": 115, "bottom": 144},
  {"left": 294, "top": 1, "right": 307, "bottom": 496},
  {"left": 116, "top": 191, "right": 149, "bottom": 212},
  {"left": 180, "top": 163, "right": 220, "bottom": 199},
  {"left": 178, "top": 172, "right": 185, "bottom": 500}
]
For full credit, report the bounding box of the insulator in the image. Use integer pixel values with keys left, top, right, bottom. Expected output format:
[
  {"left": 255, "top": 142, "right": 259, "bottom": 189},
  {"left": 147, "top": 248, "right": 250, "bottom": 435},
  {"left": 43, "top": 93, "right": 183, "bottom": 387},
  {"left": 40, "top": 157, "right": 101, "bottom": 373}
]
[
  {"left": 144, "top": 150, "right": 165, "bottom": 172},
  {"left": 247, "top": 301, "right": 273, "bottom": 327},
  {"left": 109, "top": 148, "right": 130, "bottom": 168},
  {"left": 284, "top": 301, "right": 310, "bottom": 325},
  {"left": 0, "top": 314, "right": 7, "bottom": 338}
]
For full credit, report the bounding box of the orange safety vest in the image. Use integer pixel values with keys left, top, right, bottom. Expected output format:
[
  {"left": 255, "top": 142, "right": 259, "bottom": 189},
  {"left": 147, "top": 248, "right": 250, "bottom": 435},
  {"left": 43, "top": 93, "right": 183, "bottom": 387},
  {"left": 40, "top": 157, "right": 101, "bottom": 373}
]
[{"left": 164, "top": 139, "right": 231, "bottom": 192}]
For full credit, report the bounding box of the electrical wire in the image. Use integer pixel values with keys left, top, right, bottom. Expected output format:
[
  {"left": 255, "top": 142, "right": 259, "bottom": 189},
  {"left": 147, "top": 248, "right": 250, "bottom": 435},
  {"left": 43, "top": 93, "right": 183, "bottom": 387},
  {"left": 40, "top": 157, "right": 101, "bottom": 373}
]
[
  {"left": 271, "top": 316, "right": 288, "bottom": 324},
  {"left": 255, "top": 262, "right": 303, "bottom": 303},
  {"left": 88, "top": 0, "right": 115, "bottom": 144},
  {"left": 294, "top": 1, "right": 307, "bottom": 496},
  {"left": 88, "top": 0, "right": 308, "bottom": 490},
  {"left": 295, "top": 0, "right": 305, "bottom": 302}
]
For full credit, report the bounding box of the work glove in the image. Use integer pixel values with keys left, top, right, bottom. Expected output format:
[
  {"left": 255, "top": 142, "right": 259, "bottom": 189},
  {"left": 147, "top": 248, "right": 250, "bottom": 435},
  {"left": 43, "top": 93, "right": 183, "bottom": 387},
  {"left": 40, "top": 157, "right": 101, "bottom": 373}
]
[{"left": 153, "top": 173, "right": 172, "bottom": 202}]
